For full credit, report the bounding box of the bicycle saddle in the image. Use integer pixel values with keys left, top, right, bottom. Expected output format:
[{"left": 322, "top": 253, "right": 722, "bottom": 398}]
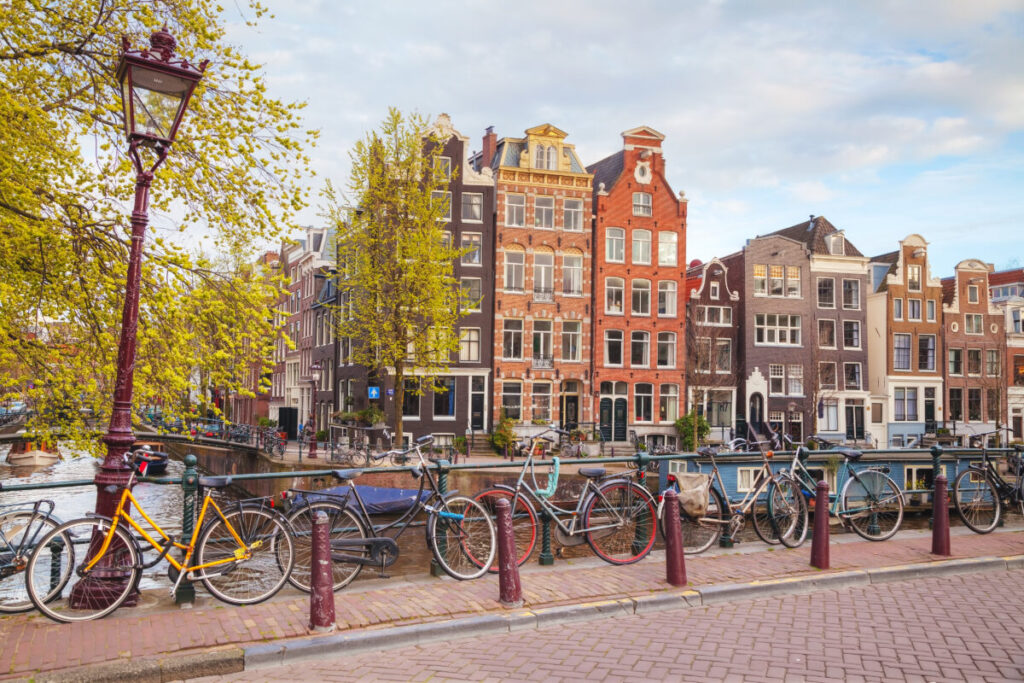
[
  {"left": 835, "top": 448, "right": 862, "bottom": 461},
  {"left": 198, "top": 476, "right": 233, "bottom": 488},
  {"left": 331, "top": 469, "right": 363, "bottom": 481},
  {"left": 697, "top": 446, "right": 717, "bottom": 458},
  {"left": 578, "top": 467, "right": 606, "bottom": 479}
]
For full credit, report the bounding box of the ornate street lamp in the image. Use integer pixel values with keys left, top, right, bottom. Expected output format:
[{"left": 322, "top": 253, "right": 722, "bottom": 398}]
[
  {"left": 74, "top": 29, "right": 206, "bottom": 607},
  {"left": 308, "top": 362, "right": 322, "bottom": 459}
]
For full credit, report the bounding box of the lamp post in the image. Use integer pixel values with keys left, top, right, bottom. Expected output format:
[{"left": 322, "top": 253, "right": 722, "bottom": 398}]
[
  {"left": 74, "top": 29, "right": 205, "bottom": 606},
  {"left": 308, "top": 362, "right": 322, "bottom": 459}
]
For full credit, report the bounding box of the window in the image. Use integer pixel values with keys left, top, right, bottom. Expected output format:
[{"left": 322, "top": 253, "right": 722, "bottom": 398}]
[
  {"left": 606, "top": 228, "right": 625, "bottom": 262},
  {"left": 534, "top": 196, "right": 554, "bottom": 228},
  {"left": 534, "top": 145, "right": 546, "bottom": 168},
  {"left": 843, "top": 321, "right": 861, "bottom": 349},
  {"left": 968, "top": 285, "right": 979, "bottom": 304},
  {"left": 967, "top": 349, "right": 982, "bottom": 375},
  {"left": 532, "top": 320, "right": 552, "bottom": 365},
  {"left": 817, "top": 278, "right": 835, "bottom": 308},
  {"left": 788, "top": 364, "right": 804, "bottom": 396},
  {"left": 908, "top": 264, "right": 921, "bottom": 291},
  {"left": 829, "top": 233, "right": 845, "bottom": 255},
  {"left": 633, "top": 192, "right": 652, "bottom": 216},
  {"left": 563, "top": 253, "right": 583, "bottom": 295},
  {"left": 604, "top": 330, "right": 623, "bottom": 366},
  {"left": 506, "top": 194, "right": 525, "bottom": 227},
  {"left": 460, "top": 278, "right": 482, "bottom": 311},
  {"left": 965, "top": 314, "right": 983, "bottom": 334},
  {"left": 786, "top": 267, "right": 801, "bottom": 297},
  {"left": 715, "top": 339, "right": 731, "bottom": 373},
  {"left": 819, "top": 319, "right": 836, "bottom": 348},
  {"left": 563, "top": 199, "right": 583, "bottom": 231},
  {"left": 753, "top": 265, "right": 767, "bottom": 296},
  {"left": 918, "top": 335, "right": 935, "bottom": 371},
  {"left": 844, "top": 363, "right": 862, "bottom": 390},
  {"left": 562, "top": 321, "right": 581, "bottom": 361},
  {"left": 696, "top": 338, "right": 712, "bottom": 373},
  {"left": 657, "top": 332, "right": 676, "bottom": 368},
  {"left": 432, "top": 190, "right": 452, "bottom": 221},
  {"left": 533, "top": 252, "right": 553, "bottom": 300},
  {"left": 502, "top": 319, "right": 523, "bottom": 359},
  {"left": 632, "top": 229, "right": 651, "bottom": 264},
  {"left": 433, "top": 377, "right": 456, "bottom": 418},
  {"left": 707, "top": 390, "right": 731, "bottom": 428},
  {"left": 819, "top": 362, "right": 837, "bottom": 390},
  {"left": 908, "top": 299, "right": 921, "bottom": 321},
  {"left": 461, "top": 193, "right": 482, "bottom": 222},
  {"left": 949, "top": 349, "right": 963, "bottom": 375},
  {"left": 698, "top": 306, "right": 732, "bottom": 325},
  {"left": 660, "top": 384, "right": 679, "bottom": 423},
  {"left": 893, "top": 334, "right": 911, "bottom": 370},
  {"left": 631, "top": 279, "right": 651, "bottom": 315},
  {"left": 986, "top": 350, "right": 999, "bottom": 377},
  {"left": 893, "top": 298, "right": 903, "bottom": 320},
  {"left": 987, "top": 388, "right": 999, "bottom": 422},
  {"left": 436, "top": 156, "right": 451, "bottom": 180},
  {"left": 822, "top": 399, "right": 839, "bottom": 431},
  {"left": 736, "top": 468, "right": 763, "bottom": 493},
  {"left": 461, "top": 233, "right": 481, "bottom": 265},
  {"left": 658, "top": 281, "right": 677, "bottom": 317},
  {"left": 631, "top": 331, "right": 650, "bottom": 367},
  {"left": 532, "top": 383, "right": 551, "bottom": 421},
  {"left": 1013, "top": 309, "right": 1022, "bottom": 334},
  {"left": 459, "top": 328, "right": 480, "bottom": 362},
  {"left": 403, "top": 380, "right": 420, "bottom": 418},
  {"left": 710, "top": 282, "right": 720, "bottom": 300},
  {"left": 754, "top": 314, "right": 801, "bottom": 345},
  {"left": 605, "top": 277, "right": 624, "bottom": 314},
  {"left": 770, "top": 265, "right": 784, "bottom": 296},
  {"left": 894, "top": 388, "right": 918, "bottom": 421},
  {"left": 634, "top": 384, "right": 653, "bottom": 421},
  {"left": 658, "top": 232, "right": 678, "bottom": 266},
  {"left": 1017, "top": 355, "right": 1024, "bottom": 386},
  {"left": 504, "top": 251, "right": 524, "bottom": 291},
  {"left": 502, "top": 382, "right": 522, "bottom": 420},
  {"left": 948, "top": 389, "right": 963, "bottom": 420},
  {"left": 843, "top": 278, "right": 860, "bottom": 309},
  {"left": 769, "top": 364, "right": 784, "bottom": 395},
  {"left": 968, "top": 388, "right": 982, "bottom": 421},
  {"left": 927, "top": 299, "right": 936, "bottom": 322}
]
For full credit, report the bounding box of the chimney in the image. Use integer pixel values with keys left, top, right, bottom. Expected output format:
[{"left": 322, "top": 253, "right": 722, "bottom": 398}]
[{"left": 481, "top": 126, "right": 496, "bottom": 168}]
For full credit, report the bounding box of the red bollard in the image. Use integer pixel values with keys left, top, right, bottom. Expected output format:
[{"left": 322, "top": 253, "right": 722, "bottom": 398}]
[
  {"left": 810, "top": 480, "right": 830, "bottom": 569},
  {"left": 495, "top": 498, "right": 523, "bottom": 607},
  {"left": 931, "top": 474, "right": 950, "bottom": 556},
  {"left": 308, "top": 510, "right": 336, "bottom": 632},
  {"left": 663, "top": 489, "right": 687, "bottom": 587}
]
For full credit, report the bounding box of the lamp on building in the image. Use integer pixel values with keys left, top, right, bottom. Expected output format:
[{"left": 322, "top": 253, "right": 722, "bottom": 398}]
[{"left": 308, "top": 361, "right": 322, "bottom": 459}]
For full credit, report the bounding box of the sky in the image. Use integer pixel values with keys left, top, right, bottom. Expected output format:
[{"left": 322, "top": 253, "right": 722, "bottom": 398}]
[{"left": 223, "top": 0, "right": 1024, "bottom": 276}]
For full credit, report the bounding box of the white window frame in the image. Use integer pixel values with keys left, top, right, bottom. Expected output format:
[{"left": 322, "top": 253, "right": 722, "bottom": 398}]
[
  {"left": 893, "top": 333, "right": 912, "bottom": 371},
  {"left": 504, "top": 250, "right": 524, "bottom": 292},
  {"left": 562, "top": 253, "right": 583, "bottom": 296},
  {"left": 506, "top": 194, "right": 525, "bottom": 227},
  {"left": 563, "top": 198, "right": 584, "bottom": 231},
  {"left": 844, "top": 362, "right": 862, "bottom": 390},
  {"left": 633, "top": 192, "right": 652, "bottom": 217},
  {"left": 817, "top": 277, "right": 836, "bottom": 309},
  {"left": 657, "top": 332, "right": 676, "bottom": 369},
  {"left": 658, "top": 232, "right": 678, "bottom": 266},
  {"left": 818, "top": 319, "right": 837, "bottom": 349},
  {"left": 908, "top": 298, "right": 922, "bottom": 321},
  {"left": 459, "top": 328, "right": 480, "bottom": 362},
  {"left": 631, "top": 279, "right": 651, "bottom": 316},
  {"left": 606, "top": 228, "right": 625, "bottom": 263},
  {"left": 534, "top": 195, "right": 554, "bottom": 229},
  {"left": 461, "top": 193, "right": 483, "bottom": 223},
  {"left": 842, "top": 279, "right": 860, "bottom": 310},
  {"left": 561, "top": 320, "right": 581, "bottom": 362},
  {"left": 605, "top": 277, "right": 624, "bottom": 315},
  {"left": 461, "top": 277, "right": 482, "bottom": 312},
  {"left": 632, "top": 229, "right": 652, "bottom": 265},
  {"left": 604, "top": 330, "right": 624, "bottom": 367},
  {"left": 461, "top": 232, "right": 482, "bottom": 265},
  {"left": 658, "top": 281, "right": 677, "bottom": 317},
  {"left": 843, "top": 320, "right": 861, "bottom": 350}
]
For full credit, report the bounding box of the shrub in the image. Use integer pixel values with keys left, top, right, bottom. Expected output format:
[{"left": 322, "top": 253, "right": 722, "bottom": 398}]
[
  {"left": 315, "top": 430, "right": 328, "bottom": 442},
  {"left": 489, "top": 413, "right": 518, "bottom": 454},
  {"left": 453, "top": 435, "right": 467, "bottom": 454},
  {"left": 674, "top": 411, "right": 710, "bottom": 450},
  {"left": 356, "top": 406, "right": 385, "bottom": 426}
]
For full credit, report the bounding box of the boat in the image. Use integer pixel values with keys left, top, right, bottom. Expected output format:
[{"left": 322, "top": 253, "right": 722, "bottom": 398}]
[
  {"left": 6, "top": 438, "right": 61, "bottom": 466},
  {"left": 132, "top": 443, "right": 169, "bottom": 475}
]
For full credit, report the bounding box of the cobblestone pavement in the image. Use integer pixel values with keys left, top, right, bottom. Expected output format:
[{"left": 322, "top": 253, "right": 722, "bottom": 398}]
[
  {"left": 2, "top": 529, "right": 1023, "bottom": 679},
  {"left": 213, "top": 570, "right": 1024, "bottom": 683}
]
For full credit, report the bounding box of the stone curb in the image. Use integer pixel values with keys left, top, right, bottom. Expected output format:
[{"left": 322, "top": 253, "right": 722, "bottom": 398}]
[{"left": 30, "top": 648, "right": 244, "bottom": 683}]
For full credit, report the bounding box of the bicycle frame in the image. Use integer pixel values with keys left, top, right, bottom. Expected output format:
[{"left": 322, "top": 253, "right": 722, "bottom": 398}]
[
  {"left": 968, "top": 446, "right": 1024, "bottom": 504},
  {"left": 784, "top": 449, "right": 887, "bottom": 518},
  {"left": 700, "top": 449, "right": 778, "bottom": 522},
  {"left": 0, "top": 501, "right": 57, "bottom": 579}
]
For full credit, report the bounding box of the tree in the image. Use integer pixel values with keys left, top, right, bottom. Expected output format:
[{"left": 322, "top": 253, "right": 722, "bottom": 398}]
[
  {"left": 685, "top": 297, "right": 739, "bottom": 448},
  {"left": 327, "top": 108, "right": 467, "bottom": 445},
  {"left": 0, "top": 1, "right": 312, "bottom": 450}
]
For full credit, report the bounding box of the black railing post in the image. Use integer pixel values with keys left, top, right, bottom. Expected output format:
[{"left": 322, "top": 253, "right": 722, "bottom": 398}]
[
  {"left": 539, "top": 509, "right": 555, "bottom": 566},
  {"left": 430, "top": 459, "right": 450, "bottom": 577},
  {"left": 175, "top": 453, "right": 198, "bottom": 606}
]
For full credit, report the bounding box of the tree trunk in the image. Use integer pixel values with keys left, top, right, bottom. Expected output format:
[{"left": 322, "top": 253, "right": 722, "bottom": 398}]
[{"left": 393, "top": 362, "right": 404, "bottom": 447}]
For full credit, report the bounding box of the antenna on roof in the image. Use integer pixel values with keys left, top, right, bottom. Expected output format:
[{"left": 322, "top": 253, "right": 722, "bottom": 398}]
[{"left": 807, "top": 214, "right": 815, "bottom": 231}]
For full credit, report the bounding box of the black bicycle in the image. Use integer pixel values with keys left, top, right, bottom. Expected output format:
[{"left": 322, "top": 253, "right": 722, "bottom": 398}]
[
  {"left": 0, "top": 500, "right": 69, "bottom": 612},
  {"left": 953, "top": 432, "right": 1024, "bottom": 534},
  {"left": 282, "top": 435, "right": 496, "bottom": 592}
]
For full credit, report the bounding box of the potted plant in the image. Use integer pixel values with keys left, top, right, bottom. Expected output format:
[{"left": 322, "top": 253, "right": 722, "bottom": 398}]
[
  {"left": 357, "top": 405, "right": 385, "bottom": 428},
  {"left": 453, "top": 435, "right": 467, "bottom": 457},
  {"left": 316, "top": 429, "right": 328, "bottom": 444}
]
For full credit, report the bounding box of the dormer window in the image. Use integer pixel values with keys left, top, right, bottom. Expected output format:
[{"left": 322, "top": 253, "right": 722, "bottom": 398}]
[
  {"left": 534, "top": 145, "right": 546, "bottom": 169},
  {"left": 547, "top": 146, "right": 557, "bottom": 170},
  {"left": 829, "top": 234, "right": 845, "bottom": 255},
  {"left": 534, "top": 144, "right": 557, "bottom": 170}
]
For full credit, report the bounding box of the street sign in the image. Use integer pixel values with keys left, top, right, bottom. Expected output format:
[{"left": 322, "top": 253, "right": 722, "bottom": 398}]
[
  {"left": 387, "top": 388, "right": 395, "bottom": 397},
  {"left": 368, "top": 386, "right": 380, "bottom": 399}
]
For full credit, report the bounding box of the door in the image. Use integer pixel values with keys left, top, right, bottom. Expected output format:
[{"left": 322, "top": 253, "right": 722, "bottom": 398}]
[
  {"left": 1014, "top": 416, "right": 1022, "bottom": 440},
  {"left": 924, "top": 389, "right": 936, "bottom": 432},
  {"left": 471, "top": 393, "right": 485, "bottom": 430},
  {"left": 562, "top": 395, "right": 579, "bottom": 430},
  {"left": 748, "top": 394, "right": 764, "bottom": 432},
  {"left": 600, "top": 398, "right": 612, "bottom": 442},
  {"left": 613, "top": 398, "right": 628, "bottom": 441},
  {"left": 278, "top": 407, "right": 298, "bottom": 441},
  {"left": 845, "top": 405, "right": 865, "bottom": 440}
]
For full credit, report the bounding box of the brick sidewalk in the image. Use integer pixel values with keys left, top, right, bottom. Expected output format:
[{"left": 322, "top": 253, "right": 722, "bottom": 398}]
[{"left": 2, "top": 529, "right": 1023, "bottom": 679}]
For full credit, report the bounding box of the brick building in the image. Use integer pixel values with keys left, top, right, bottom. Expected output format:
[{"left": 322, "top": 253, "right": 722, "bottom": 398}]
[
  {"left": 588, "top": 127, "right": 687, "bottom": 447},
  {"left": 990, "top": 268, "right": 1024, "bottom": 439}
]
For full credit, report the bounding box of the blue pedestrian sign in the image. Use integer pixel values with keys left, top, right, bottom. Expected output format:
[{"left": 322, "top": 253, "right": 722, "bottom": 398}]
[{"left": 368, "top": 386, "right": 380, "bottom": 399}]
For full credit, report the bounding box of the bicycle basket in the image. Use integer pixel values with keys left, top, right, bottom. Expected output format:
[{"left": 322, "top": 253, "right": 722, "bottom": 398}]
[{"left": 675, "top": 473, "right": 711, "bottom": 518}]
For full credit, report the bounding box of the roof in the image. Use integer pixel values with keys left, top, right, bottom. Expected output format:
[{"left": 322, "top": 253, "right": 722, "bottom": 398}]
[
  {"left": 586, "top": 151, "right": 624, "bottom": 198},
  {"left": 761, "top": 216, "right": 864, "bottom": 257},
  {"left": 870, "top": 250, "right": 899, "bottom": 265},
  {"left": 990, "top": 267, "right": 1024, "bottom": 287},
  {"left": 940, "top": 277, "right": 956, "bottom": 306}
]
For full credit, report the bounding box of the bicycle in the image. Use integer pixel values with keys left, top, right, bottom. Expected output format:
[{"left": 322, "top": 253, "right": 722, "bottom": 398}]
[
  {"left": 25, "top": 453, "right": 294, "bottom": 623},
  {"left": 0, "top": 500, "right": 70, "bottom": 613},
  {"left": 283, "top": 435, "right": 496, "bottom": 592},
  {"left": 953, "top": 433, "right": 1024, "bottom": 534},
  {"left": 472, "top": 428, "right": 658, "bottom": 568},
  {"left": 776, "top": 436, "right": 904, "bottom": 545}
]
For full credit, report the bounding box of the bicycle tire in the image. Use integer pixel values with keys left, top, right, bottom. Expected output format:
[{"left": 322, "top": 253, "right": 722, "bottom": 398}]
[
  {"left": 674, "top": 485, "right": 725, "bottom": 555},
  {"left": 0, "top": 511, "right": 68, "bottom": 613},
  {"left": 426, "top": 495, "right": 496, "bottom": 580},
  {"left": 471, "top": 487, "right": 538, "bottom": 570},
  {"left": 286, "top": 502, "right": 367, "bottom": 592},
  {"left": 25, "top": 518, "right": 139, "bottom": 623},
  {"left": 197, "top": 506, "right": 294, "bottom": 605},
  {"left": 751, "top": 484, "right": 782, "bottom": 545},
  {"left": 953, "top": 468, "right": 1000, "bottom": 534},
  {"left": 584, "top": 480, "right": 657, "bottom": 565},
  {"left": 770, "top": 476, "right": 809, "bottom": 549},
  {"left": 840, "top": 469, "right": 904, "bottom": 541}
]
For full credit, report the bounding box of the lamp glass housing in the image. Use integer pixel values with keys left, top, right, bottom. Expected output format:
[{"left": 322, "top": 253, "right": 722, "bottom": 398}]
[{"left": 118, "top": 58, "right": 199, "bottom": 146}]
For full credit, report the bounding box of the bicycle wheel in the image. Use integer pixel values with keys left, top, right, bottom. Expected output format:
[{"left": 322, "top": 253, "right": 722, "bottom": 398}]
[
  {"left": 197, "top": 506, "right": 294, "bottom": 604},
  {"left": 770, "top": 476, "right": 810, "bottom": 549},
  {"left": 286, "top": 502, "right": 367, "bottom": 592},
  {"left": 751, "top": 485, "right": 782, "bottom": 545},
  {"left": 584, "top": 480, "right": 657, "bottom": 565},
  {"left": 427, "top": 496, "right": 496, "bottom": 580},
  {"left": 678, "top": 485, "right": 725, "bottom": 555},
  {"left": 25, "top": 518, "right": 139, "bottom": 623},
  {"left": 0, "top": 511, "right": 69, "bottom": 613},
  {"left": 953, "top": 468, "right": 1000, "bottom": 534},
  {"left": 471, "top": 488, "right": 538, "bottom": 570},
  {"left": 840, "top": 470, "right": 904, "bottom": 541}
]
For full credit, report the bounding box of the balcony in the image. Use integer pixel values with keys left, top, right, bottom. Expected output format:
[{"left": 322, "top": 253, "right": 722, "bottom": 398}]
[
  {"left": 533, "top": 286, "right": 554, "bottom": 302},
  {"left": 532, "top": 354, "right": 554, "bottom": 369}
]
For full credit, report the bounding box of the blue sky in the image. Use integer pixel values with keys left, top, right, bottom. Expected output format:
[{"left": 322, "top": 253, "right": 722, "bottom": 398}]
[{"left": 224, "top": 0, "right": 1024, "bottom": 275}]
